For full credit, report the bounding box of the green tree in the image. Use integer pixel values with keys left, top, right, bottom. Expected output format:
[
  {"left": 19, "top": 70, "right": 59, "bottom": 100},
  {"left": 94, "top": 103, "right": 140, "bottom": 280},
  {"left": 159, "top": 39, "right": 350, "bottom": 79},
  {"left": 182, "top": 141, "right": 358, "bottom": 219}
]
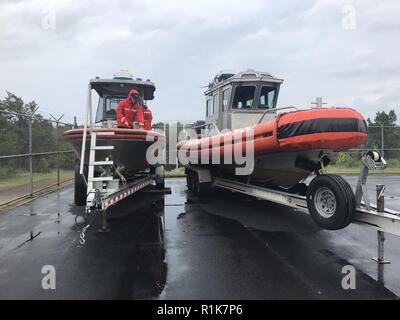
[
  {"left": 364, "top": 110, "right": 400, "bottom": 159},
  {"left": 0, "top": 91, "right": 75, "bottom": 177}
]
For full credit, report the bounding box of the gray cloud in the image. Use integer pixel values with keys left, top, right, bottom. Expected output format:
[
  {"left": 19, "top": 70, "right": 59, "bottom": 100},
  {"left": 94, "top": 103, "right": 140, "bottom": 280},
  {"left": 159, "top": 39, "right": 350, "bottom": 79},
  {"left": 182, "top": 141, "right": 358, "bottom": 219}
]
[{"left": 0, "top": 0, "right": 399, "bottom": 124}]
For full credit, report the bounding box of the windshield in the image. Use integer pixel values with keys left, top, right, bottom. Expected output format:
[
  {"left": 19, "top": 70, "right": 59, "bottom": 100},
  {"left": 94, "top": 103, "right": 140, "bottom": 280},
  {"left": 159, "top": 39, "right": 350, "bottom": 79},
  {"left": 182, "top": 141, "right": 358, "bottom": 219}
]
[
  {"left": 95, "top": 96, "right": 124, "bottom": 122},
  {"left": 258, "top": 86, "right": 277, "bottom": 109},
  {"left": 232, "top": 86, "right": 255, "bottom": 109}
]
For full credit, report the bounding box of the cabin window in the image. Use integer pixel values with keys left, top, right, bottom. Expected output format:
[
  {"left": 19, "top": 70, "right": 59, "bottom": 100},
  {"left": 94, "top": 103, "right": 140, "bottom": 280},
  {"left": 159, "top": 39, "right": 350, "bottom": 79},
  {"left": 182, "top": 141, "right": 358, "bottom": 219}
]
[
  {"left": 95, "top": 96, "right": 123, "bottom": 122},
  {"left": 213, "top": 94, "right": 219, "bottom": 115},
  {"left": 206, "top": 98, "right": 213, "bottom": 117},
  {"left": 232, "top": 86, "right": 255, "bottom": 109},
  {"left": 222, "top": 88, "right": 231, "bottom": 111},
  {"left": 105, "top": 97, "right": 122, "bottom": 114},
  {"left": 258, "top": 86, "right": 276, "bottom": 109}
]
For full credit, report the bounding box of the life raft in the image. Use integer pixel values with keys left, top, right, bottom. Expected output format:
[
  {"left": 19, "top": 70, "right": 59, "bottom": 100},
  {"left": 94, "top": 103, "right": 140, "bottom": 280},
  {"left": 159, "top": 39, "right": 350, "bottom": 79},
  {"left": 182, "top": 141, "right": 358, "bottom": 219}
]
[{"left": 177, "top": 108, "right": 367, "bottom": 156}]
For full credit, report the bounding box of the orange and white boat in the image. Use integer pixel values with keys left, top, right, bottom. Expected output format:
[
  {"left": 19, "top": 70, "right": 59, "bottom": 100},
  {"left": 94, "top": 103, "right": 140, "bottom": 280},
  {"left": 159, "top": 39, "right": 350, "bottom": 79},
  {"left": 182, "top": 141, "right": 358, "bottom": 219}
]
[
  {"left": 64, "top": 127, "right": 164, "bottom": 178},
  {"left": 64, "top": 71, "right": 165, "bottom": 179},
  {"left": 63, "top": 71, "right": 165, "bottom": 207},
  {"left": 178, "top": 70, "right": 367, "bottom": 188}
]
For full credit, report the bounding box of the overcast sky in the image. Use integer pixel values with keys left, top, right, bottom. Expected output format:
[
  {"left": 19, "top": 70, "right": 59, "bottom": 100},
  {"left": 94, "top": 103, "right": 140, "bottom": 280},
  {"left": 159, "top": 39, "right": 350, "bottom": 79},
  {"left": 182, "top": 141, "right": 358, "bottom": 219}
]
[{"left": 0, "top": 0, "right": 399, "bottom": 124}]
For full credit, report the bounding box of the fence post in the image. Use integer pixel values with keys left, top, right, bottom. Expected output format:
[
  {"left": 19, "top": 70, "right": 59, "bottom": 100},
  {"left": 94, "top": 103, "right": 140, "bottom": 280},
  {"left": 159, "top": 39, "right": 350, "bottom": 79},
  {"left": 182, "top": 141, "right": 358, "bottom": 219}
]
[
  {"left": 381, "top": 124, "right": 384, "bottom": 158},
  {"left": 50, "top": 114, "right": 64, "bottom": 186},
  {"left": 57, "top": 121, "right": 60, "bottom": 186},
  {"left": 28, "top": 117, "right": 33, "bottom": 196}
]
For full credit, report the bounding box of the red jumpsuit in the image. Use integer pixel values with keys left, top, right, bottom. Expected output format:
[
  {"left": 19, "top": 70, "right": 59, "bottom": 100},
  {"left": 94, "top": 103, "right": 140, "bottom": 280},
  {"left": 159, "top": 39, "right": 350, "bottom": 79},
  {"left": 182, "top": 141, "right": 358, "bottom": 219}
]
[
  {"left": 116, "top": 89, "right": 145, "bottom": 128},
  {"left": 143, "top": 105, "right": 153, "bottom": 130}
]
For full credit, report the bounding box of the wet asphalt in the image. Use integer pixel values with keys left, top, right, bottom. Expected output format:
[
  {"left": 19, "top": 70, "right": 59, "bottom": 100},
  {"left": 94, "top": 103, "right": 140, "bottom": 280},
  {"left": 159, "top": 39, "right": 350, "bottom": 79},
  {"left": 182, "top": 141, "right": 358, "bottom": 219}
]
[{"left": 0, "top": 176, "right": 399, "bottom": 299}]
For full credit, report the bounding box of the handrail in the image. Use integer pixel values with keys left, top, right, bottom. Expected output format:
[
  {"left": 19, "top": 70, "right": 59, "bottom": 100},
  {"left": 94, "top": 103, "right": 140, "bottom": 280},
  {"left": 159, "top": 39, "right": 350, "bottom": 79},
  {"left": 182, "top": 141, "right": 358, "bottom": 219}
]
[
  {"left": 0, "top": 150, "right": 74, "bottom": 159},
  {"left": 193, "top": 122, "right": 220, "bottom": 133},
  {"left": 183, "top": 122, "right": 220, "bottom": 140},
  {"left": 79, "top": 83, "right": 92, "bottom": 177},
  {"left": 258, "top": 106, "right": 298, "bottom": 124}
]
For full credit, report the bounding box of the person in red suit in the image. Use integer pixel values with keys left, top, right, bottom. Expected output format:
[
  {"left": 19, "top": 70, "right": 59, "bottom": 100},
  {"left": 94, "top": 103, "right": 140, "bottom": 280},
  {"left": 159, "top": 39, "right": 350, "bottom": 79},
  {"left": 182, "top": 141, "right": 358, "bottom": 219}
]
[
  {"left": 143, "top": 105, "right": 153, "bottom": 130},
  {"left": 116, "top": 89, "right": 145, "bottom": 129}
]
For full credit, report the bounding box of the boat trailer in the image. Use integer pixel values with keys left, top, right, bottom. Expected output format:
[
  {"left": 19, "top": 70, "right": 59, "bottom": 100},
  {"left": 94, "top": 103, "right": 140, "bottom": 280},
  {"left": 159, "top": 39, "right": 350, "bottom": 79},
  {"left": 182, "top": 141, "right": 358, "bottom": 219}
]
[
  {"left": 184, "top": 152, "right": 400, "bottom": 264},
  {"left": 76, "top": 81, "right": 169, "bottom": 232}
]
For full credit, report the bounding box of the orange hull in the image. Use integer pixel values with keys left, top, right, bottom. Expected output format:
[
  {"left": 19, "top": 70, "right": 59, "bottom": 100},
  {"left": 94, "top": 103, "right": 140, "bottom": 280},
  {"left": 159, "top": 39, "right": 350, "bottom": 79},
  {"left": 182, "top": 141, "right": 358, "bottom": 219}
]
[
  {"left": 177, "top": 108, "right": 367, "bottom": 157},
  {"left": 177, "top": 108, "right": 367, "bottom": 188}
]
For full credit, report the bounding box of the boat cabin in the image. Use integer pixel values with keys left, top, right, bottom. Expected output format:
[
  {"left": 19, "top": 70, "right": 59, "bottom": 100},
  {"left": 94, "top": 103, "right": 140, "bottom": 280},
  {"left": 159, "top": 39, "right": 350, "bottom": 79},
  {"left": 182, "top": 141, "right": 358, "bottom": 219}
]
[
  {"left": 93, "top": 70, "right": 156, "bottom": 127},
  {"left": 204, "top": 69, "right": 284, "bottom": 131}
]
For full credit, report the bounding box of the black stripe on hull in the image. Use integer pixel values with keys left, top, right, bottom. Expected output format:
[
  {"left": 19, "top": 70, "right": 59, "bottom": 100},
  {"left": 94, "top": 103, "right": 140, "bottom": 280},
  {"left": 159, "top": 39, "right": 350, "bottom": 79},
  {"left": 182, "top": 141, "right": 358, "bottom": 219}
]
[{"left": 277, "top": 117, "right": 367, "bottom": 139}]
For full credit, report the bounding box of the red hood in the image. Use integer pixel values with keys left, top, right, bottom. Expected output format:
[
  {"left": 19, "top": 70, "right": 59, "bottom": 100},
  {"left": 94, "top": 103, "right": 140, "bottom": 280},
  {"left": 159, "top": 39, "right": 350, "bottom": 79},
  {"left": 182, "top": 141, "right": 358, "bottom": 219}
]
[{"left": 127, "top": 89, "right": 139, "bottom": 99}]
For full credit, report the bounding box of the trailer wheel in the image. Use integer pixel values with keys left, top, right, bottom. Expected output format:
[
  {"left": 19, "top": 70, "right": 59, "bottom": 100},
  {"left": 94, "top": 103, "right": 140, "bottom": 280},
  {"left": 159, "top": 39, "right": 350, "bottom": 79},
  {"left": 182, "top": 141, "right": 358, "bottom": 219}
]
[
  {"left": 198, "top": 183, "right": 210, "bottom": 197},
  {"left": 74, "top": 163, "right": 87, "bottom": 206},
  {"left": 306, "top": 174, "right": 355, "bottom": 230},
  {"left": 188, "top": 171, "right": 195, "bottom": 192},
  {"left": 192, "top": 174, "right": 210, "bottom": 197},
  {"left": 186, "top": 171, "right": 191, "bottom": 190},
  {"left": 155, "top": 166, "right": 165, "bottom": 189},
  {"left": 193, "top": 174, "right": 200, "bottom": 196}
]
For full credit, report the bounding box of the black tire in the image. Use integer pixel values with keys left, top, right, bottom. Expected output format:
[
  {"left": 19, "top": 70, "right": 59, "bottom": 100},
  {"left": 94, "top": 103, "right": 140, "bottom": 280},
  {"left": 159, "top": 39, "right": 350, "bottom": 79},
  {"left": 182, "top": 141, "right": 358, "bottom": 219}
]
[
  {"left": 306, "top": 174, "right": 355, "bottom": 230},
  {"left": 74, "top": 163, "right": 87, "bottom": 206},
  {"left": 197, "top": 182, "right": 210, "bottom": 197},
  {"left": 154, "top": 165, "right": 165, "bottom": 189},
  {"left": 188, "top": 171, "right": 195, "bottom": 192},
  {"left": 192, "top": 173, "right": 210, "bottom": 197},
  {"left": 193, "top": 174, "right": 200, "bottom": 196},
  {"left": 186, "top": 172, "right": 191, "bottom": 190},
  {"left": 156, "top": 179, "right": 165, "bottom": 190}
]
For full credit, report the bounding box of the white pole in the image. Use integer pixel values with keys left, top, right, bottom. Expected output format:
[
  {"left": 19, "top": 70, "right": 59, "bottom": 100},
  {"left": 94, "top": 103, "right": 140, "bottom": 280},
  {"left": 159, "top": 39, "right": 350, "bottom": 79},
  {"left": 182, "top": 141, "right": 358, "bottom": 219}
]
[{"left": 80, "top": 83, "right": 91, "bottom": 176}]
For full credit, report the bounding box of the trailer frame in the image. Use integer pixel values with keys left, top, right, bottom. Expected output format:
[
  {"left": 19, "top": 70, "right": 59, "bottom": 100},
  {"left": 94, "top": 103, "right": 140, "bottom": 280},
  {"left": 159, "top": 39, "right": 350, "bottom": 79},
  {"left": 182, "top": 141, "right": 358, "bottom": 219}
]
[{"left": 184, "top": 152, "right": 400, "bottom": 263}]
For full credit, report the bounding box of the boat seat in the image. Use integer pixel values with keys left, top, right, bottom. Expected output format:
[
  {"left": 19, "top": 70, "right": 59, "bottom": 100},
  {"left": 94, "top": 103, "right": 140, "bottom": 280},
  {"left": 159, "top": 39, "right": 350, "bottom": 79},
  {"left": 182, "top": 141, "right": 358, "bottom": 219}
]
[{"left": 105, "top": 109, "right": 116, "bottom": 120}]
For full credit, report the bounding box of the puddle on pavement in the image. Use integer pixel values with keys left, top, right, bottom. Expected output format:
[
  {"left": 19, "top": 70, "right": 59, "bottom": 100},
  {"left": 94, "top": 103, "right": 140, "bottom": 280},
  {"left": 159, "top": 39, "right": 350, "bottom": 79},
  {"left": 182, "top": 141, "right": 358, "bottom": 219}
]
[
  {"left": 68, "top": 195, "right": 168, "bottom": 299},
  {"left": 182, "top": 188, "right": 399, "bottom": 299}
]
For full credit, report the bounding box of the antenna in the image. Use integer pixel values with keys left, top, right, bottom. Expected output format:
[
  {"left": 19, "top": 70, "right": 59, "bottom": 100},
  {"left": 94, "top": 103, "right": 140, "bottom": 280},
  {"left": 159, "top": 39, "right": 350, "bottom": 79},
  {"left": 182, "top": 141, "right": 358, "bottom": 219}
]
[{"left": 311, "top": 97, "right": 327, "bottom": 109}]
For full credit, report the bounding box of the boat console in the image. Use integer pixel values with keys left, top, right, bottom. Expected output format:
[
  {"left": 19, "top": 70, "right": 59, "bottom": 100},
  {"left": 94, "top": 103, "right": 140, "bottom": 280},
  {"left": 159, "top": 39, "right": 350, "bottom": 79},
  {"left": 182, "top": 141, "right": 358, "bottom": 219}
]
[
  {"left": 204, "top": 69, "right": 284, "bottom": 131},
  {"left": 92, "top": 70, "right": 156, "bottom": 128}
]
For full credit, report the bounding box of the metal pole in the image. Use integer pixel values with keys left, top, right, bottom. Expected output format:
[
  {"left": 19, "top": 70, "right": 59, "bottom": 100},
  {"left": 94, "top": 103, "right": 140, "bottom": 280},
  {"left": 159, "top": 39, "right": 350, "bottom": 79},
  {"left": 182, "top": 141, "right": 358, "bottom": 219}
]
[
  {"left": 372, "top": 184, "right": 390, "bottom": 264},
  {"left": 376, "top": 184, "right": 385, "bottom": 213},
  {"left": 55, "top": 121, "right": 60, "bottom": 186},
  {"left": 50, "top": 114, "right": 64, "bottom": 187},
  {"left": 381, "top": 124, "right": 384, "bottom": 158},
  {"left": 163, "top": 122, "right": 167, "bottom": 165},
  {"left": 80, "top": 84, "right": 91, "bottom": 176},
  {"left": 28, "top": 117, "right": 33, "bottom": 196}
]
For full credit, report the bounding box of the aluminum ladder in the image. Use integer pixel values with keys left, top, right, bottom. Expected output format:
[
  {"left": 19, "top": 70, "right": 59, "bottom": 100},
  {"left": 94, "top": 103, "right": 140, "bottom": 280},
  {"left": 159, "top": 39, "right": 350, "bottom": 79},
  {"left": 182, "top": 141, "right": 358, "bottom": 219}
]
[{"left": 87, "top": 131, "right": 115, "bottom": 192}]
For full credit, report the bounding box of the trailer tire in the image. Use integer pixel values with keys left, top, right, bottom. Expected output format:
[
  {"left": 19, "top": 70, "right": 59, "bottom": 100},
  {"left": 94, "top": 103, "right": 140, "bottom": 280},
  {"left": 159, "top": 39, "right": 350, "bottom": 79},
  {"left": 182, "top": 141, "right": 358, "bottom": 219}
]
[
  {"left": 188, "top": 171, "right": 196, "bottom": 192},
  {"left": 192, "top": 174, "right": 210, "bottom": 197},
  {"left": 198, "top": 182, "right": 210, "bottom": 197},
  {"left": 155, "top": 166, "right": 165, "bottom": 189},
  {"left": 306, "top": 174, "right": 355, "bottom": 230},
  {"left": 156, "top": 179, "right": 165, "bottom": 189},
  {"left": 74, "top": 163, "right": 87, "bottom": 206},
  {"left": 193, "top": 174, "right": 200, "bottom": 196},
  {"left": 186, "top": 172, "right": 191, "bottom": 190}
]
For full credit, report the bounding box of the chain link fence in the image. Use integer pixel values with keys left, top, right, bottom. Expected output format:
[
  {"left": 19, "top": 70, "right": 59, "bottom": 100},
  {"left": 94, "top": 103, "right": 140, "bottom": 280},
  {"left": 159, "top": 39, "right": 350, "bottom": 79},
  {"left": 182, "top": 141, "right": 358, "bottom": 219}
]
[
  {"left": 153, "top": 121, "right": 400, "bottom": 174},
  {"left": 0, "top": 110, "right": 76, "bottom": 207},
  {"left": 1, "top": 114, "right": 399, "bottom": 206},
  {"left": 333, "top": 125, "right": 400, "bottom": 174}
]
